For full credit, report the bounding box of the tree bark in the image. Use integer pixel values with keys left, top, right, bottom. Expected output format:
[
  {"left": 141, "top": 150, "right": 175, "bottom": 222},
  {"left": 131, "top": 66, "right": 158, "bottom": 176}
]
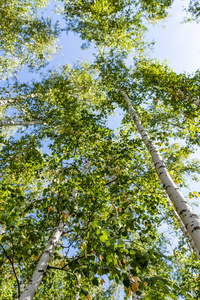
[
  {"left": 19, "top": 161, "right": 91, "bottom": 300},
  {"left": 194, "top": 99, "right": 200, "bottom": 107},
  {"left": 119, "top": 89, "right": 200, "bottom": 257},
  {"left": 0, "top": 94, "right": 38, "bottom": 106},
  {"left": 0, "top": 120, "right": 44, "bottom": 127},
  {"left": 166, "top": 199, "right": 200, "bottom": 259}
]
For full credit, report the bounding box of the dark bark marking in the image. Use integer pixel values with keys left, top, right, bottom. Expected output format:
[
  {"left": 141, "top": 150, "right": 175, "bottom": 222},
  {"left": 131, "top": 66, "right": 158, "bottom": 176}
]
[
  {"left": 150, "top": 150, "right": 158, "bottom": 154},
  {"left": 192, "top": 226, "right": 200, "bottom": 233},
  {"left": 190, "top": 214, "right": 199, "bottom": 218},
  {"left": 179, "top": 209, "right": 187, "bottom": 215}
]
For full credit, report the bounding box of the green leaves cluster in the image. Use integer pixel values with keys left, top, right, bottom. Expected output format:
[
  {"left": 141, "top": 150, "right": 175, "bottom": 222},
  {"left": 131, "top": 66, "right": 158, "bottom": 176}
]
[
  {"left": 0, "top": 0, "right": 59, "bottom": 79},
  {"left": 1, "top": 0, "right": 200, "bottom": 299}
]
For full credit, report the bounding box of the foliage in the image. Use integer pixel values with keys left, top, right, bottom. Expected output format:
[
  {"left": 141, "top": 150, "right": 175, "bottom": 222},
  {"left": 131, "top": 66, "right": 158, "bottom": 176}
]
[
  {"left": 184, "top": 0, "right": 200, "bottom": 22},
  {"left": 62, "top": 0, "right": 172, "bottom": 51},
  {"left": 0, "top": 0, "right": 60, "bottom": 79},
  {"left": 0, "top": 0, "right": 200, "bottom": 299}
]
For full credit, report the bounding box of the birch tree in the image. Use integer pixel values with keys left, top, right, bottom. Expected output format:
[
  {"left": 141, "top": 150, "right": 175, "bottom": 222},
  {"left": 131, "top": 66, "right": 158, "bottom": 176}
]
[
  {"left": 0, "top": 0, "right": 59, "bottom": 79},
  {"left": 1, "top": 0, "right": 200, "bottom": 299},
  {"left": 1, "top": 63, "right": 200, "bottom": 299}
]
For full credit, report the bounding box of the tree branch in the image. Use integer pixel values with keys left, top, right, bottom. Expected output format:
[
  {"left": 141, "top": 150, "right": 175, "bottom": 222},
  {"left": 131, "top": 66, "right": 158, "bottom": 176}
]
[{"left": 0, "top": 243, "right": 21, "bottom": 298}]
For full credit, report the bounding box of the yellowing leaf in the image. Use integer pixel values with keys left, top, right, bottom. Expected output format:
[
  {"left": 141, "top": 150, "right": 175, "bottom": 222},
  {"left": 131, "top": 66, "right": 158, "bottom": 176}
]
[
  {"left": 133, "top": 276, "right": 141, "bottom": 282},
  {"left": 129, "top": 288, "right": 133, "bottom": 296},
  {"left": 33, "top": 255, "right": 39, "bottom": 261},
  {"left": 99, "top": 254, "right": 104, "bottom": 261},
  {"left": 118, "top": 260, "right": 122, "bottom": 268},
  {"left": 132, "top": 282, "right": 140, "bottom": 291},
  {"left": 81, "top": 243, "right": 87, "bottom": 250}
]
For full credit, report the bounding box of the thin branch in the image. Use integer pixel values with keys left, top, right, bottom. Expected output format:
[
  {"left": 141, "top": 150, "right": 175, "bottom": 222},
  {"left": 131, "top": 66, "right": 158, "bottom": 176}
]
[
  {"left": 47, "top": 265, "right": 69, "bottom": 272},
  {"left": 105, "top": 178, "right": 118, "bottom": 186},
  {"left": 0, "top": 243, "right": 21, "bottom": 298}
]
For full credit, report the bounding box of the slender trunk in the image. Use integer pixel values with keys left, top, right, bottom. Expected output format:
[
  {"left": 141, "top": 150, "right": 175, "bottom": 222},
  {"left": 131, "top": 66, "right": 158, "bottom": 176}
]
[
  {"left": 166, "top": 199, "right": 200, "bottom": 259},
  {"left": 20, "top": 162, "right": 90, "bottom": 300},
  {"left": 0, "top": 120, "right": 44, "bottom": 127},
  {"left": 0, "top": 94, "right": 38, "bottom": 106},
  {"left": 119, "top": 89, "right": 200, "bottom": 257},
  {"left": 0, "top": 99, "right": 15, "bottom": 106},
  {"left": 194, "top": 99, "right": 200, "bottom": 107}
]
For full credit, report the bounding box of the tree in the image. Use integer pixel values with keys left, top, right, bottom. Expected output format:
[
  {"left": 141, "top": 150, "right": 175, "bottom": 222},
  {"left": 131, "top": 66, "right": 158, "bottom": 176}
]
[
  {"left": 0, "top": 0, "right": 59, "bottom": 79},
  {"left": 1, "top": 0, "right": 200, "bottom": 299}
]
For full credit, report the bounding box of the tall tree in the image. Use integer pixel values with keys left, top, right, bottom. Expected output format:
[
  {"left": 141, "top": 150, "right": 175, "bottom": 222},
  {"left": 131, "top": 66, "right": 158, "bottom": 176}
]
[
  {"left": 1, "top": 0, "right": 200, "bottom": 299},
  {"left": 0, "top": 0, "right": 59, "bottom": 79}
]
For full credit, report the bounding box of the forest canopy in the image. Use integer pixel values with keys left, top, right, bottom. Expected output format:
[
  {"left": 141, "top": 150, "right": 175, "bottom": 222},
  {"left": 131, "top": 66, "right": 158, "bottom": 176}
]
[{"left": 0, "top": 0, "right": 200, "bottom": 299}]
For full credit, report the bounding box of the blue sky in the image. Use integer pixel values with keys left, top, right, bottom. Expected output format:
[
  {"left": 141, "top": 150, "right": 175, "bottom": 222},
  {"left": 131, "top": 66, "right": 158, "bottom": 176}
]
[
  {"left": 5, "top": 0, "right": 199, "bottom": 207},
  {"left": 14, "top": 0, "right": 200, "bottom": 195},
  {"left": 2, "top": 2, "right": 200, "bottom": 298},
  {"left": 16, "top": 0, "right": 200, "bottom": 82},
  {"left": 146, "top": 0, "right": 200, "bottom": 74}
]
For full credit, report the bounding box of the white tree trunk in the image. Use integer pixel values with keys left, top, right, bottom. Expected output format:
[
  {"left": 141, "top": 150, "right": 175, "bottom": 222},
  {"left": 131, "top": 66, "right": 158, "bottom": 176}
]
[
  {"left": 20, "top": 161, "right": 91, "bottom": 300},
  {"left": 120, "top": 89, "right": 200, "bottom": 257},
  {"left": 166, "top": 199, "right": 200, "bottom": 259},
  {"left": 0, "top": 120, "right": 44, "bottom": 127},
  {"left": 0, "top": 94, "right": 38, "bottom": 106},
  {"left": 20, "top": 221, "right": 64, "bottom": 300},
  {"left": 194, "top": 99, "right": 200, "bottom": 107},
  {"left": 0, "top": 99, "right": 15, "bottom": 106}
]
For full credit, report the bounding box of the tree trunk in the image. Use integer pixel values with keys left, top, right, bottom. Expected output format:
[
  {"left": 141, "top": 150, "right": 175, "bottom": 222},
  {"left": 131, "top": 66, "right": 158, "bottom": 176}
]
[
  {"left": 166, "top": 199, "right": 200, "bottom": 259},
  {"left": 194, "top": 99, "right": 200, "bottom": 107},
  {"left": 20, "top": 162, "right": 91, "bottom": 300},
  {"left": 0, "top": 94, "right": 38, "bottom": 106},
  {"left": 119, "top": 89, "right": 200, "bottom": 257},
  {"left": 0, "top": 120, "right": 44, "bottom": 127}
]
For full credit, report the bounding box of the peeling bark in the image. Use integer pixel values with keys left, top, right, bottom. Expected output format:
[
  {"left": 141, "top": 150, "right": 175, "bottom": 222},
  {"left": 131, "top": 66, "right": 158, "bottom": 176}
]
[
  {"left": 119, "top": 89, "right": 200, "bottom": 257},
  {"left": 20, "top": 162, "right": 91, "bottom": 300}
]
